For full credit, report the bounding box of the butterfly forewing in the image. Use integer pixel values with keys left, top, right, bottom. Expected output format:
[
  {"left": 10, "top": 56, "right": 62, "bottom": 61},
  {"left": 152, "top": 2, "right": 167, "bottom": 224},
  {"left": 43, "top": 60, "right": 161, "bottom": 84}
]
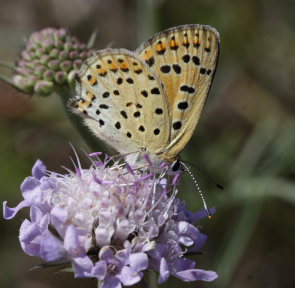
[
  {"left": 136, "top": 24, "right": 220, "bottom": 159},
  {"left": 72, "top": 49, "right": 170, "bottom": 155}
]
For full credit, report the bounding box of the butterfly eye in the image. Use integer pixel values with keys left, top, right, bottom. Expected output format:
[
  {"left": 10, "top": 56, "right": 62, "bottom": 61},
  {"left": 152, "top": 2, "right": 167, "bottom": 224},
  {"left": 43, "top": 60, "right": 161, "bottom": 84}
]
[{"left": 171, "top": 159, "right": 181, "bottom": 172}]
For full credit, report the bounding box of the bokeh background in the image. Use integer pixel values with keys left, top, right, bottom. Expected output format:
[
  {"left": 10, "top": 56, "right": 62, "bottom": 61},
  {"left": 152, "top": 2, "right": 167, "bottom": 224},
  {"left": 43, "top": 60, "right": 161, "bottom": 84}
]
[{"left": 1, "top": 0, "right": 294, "bottom": 287}]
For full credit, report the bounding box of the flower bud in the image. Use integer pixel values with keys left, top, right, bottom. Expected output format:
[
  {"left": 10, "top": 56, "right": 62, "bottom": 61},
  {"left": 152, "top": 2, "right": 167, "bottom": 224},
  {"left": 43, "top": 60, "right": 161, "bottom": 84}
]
[
  {"left": 13, "top": 27, "right": 94, "bottom": 96},
  {"left": 34, "top": 80, "right": 54, "bottom": 95}
]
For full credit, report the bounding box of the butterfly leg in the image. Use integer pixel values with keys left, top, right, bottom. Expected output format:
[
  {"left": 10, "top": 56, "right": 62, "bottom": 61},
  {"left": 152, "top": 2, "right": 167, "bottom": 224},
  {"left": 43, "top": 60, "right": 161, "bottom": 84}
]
[{"left": 111, "top": 150, "right": 141, "bottom": 163}]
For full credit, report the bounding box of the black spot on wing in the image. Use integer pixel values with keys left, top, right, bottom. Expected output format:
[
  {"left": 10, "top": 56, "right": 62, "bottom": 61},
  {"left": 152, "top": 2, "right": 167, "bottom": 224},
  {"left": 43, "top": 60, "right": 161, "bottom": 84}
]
[
  {"left": 99, "top": 104, "right": 109, "bottom": 109},
  {"left": 126, "top": 78, "right": 134, "bottom": 84},
  {"left": 115, "top": 122, "right": 121, "bottom": 129},
  {"left": 151, "top": 87, "right": 160, "bottom": 94},
  {"left": 178, "top": 101, "right": 188, "bottom": 110},
  {"left": 99, "top": 71, "right": 107, "bottom": 77},
  {"left": 172, "top": 64, "right": 181, "bottom": 74},
  {"left": 200, "top": 68, "right": 206, "bottom": 74},
  {"left": 110, "top": 67, "right": 118, "bottom": 73},
  {"left": 180, "top": 85, "right": 195, "bottom": 94},
  {"left": 102, "top": 92, "right": 110, "bottom": 98},
  {"left": 155, "top": 108, "right": 163, "bottom": 114},
  {"left": 192, "top": 56, "right": 200, "bottom": 66},
  {"left": 120, "top": 111, "right": 128, "bottom": 119},
  {"left": 117, "top": 78, "right": 123, "bottom": 85},
  {"left": 160, "top": 65, "right": 171, "bottom": 73},
  {"left": 141, "top": 90, "right": 148, "bottom": 97},
  {"left": 121, "top": 67, "right": 129, "bottom": 72},
  {"left": 182, "top": 54, "right": 190, "bottom": 63},
  {"left": 154, "top": 129, "right": 160, "bottom": 135},
  {"left": 145, "top": 57, "right": 155, "bottom": 67},
  {"left": 173, "top": 121, "right": 182, "bottom": 130},
  {"left": 135, "top": 69, "right": 143, "bottom": 74}
]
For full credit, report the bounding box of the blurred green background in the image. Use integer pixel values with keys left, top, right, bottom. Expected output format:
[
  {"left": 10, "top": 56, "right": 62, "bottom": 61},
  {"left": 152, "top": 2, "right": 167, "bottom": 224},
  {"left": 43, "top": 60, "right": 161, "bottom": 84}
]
[{"left": 0, "top": 0, "right": 294, "bottom": 287}]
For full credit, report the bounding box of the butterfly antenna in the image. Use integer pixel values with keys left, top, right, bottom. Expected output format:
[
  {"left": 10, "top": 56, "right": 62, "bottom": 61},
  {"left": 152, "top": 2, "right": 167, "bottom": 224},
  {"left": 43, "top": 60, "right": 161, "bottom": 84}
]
[
  {"left": 181, "top": 162, "right": 212, "bottom": 219},
  {"left": 181, "top": 160, "right": 223, "bottom": 190}
]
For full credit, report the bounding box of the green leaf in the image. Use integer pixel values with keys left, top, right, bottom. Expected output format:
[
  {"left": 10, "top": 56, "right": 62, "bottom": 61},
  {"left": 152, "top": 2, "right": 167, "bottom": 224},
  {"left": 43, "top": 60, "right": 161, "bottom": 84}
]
[
  {"left": 87, "top": 30, "right": 98, "bottom": 48},
  {"left": 229, "top": 176, "right": 295, "bottom": 204},
  {"left": 58, "top": 267, "right": 74, "bottom": 273},
  {"left": 215, "top": 201, "right": 262, "bottom": 287},
  {"left": 29, "top": 260, "right": 69, "bottom": 271}
]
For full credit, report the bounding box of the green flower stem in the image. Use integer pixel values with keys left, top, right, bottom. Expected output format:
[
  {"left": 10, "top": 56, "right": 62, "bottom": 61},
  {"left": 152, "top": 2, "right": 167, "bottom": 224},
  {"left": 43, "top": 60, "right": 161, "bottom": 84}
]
[
  {"left": 57, "top": 87, "right": 105, "bottom": 152},
  {"left": 0, "top": 74, "right": 20, "bottom": 90},
  {"left": 147, "top": 271, "right": 158, "bottom": 288},
  {"left": 0, "top": 74, "right": 13, "bottom": 85},
  {"left": 0, "top": 61, "right": 15, "bottom": 70},
  {"left": 138, "top": 279, "right": 148, "bottom": 288}
]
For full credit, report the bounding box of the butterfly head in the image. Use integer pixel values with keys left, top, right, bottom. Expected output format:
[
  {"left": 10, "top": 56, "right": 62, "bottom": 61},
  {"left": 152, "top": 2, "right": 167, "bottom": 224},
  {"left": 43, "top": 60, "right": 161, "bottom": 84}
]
[{"left": 171, "top": 158, "right": 183, "bottom": 172}]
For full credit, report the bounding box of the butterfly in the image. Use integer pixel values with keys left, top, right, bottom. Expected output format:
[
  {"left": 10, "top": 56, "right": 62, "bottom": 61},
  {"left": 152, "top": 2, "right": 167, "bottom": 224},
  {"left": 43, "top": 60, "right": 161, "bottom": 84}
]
[{"left": 72, "top": 24, "right": 220, "bottom": 168}]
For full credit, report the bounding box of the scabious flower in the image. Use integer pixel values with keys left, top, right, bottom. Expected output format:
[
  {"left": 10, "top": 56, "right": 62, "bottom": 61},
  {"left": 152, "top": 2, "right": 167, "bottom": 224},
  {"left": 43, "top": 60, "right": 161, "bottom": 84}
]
[
  {"left": 13, "top": 28, "right": 94, "bottom": 95},
  {"left": 3, "top": 153, "right": 217, "bottom": 287}
]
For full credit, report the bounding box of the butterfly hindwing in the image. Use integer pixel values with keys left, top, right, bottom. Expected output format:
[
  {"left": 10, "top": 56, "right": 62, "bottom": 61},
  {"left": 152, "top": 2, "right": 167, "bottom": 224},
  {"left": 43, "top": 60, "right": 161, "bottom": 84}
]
[
  {"left": 72, "top": 49, "right": 171, "bottom": 156},
  {"left": 136, "top": 24, "right": 220, "bottom": 159}
]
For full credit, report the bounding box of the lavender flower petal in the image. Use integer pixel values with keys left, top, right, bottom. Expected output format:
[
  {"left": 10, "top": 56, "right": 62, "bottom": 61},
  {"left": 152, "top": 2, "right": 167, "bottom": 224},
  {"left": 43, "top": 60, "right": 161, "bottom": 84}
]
[
  {"left": 50, "top": 206, "right": 68, "bottom": 236},
  {"left": 185, "top": 207, "right": 216, "bottom": 223},
  {"left": 31, "top": 159, "right": 46, "bottom": 179},
  {"left": 64, "top": 225, "right": 85, "bottom": 257},
  {"left": 118, "top": 266, "right": 143, "bottom": 286},
  {"left": 19, "top": 219, "right": 41, "bottom": 256},
  {"left": 40, "top": 234, "right": 68, "bottom": 262},
  {"left": 20, "top": 177, "right": 42, "bottom": 205},
  {"left": 129, "top": 253, "right": 148, "bottom": 272},
  {"left": 20, "top": 221, "right": 43, "bottom": 243},
  {"left": 3, "top": 200, "right": 29, "bottom": 219},
  {"left": 92, "top": 261, "right": 107, "bottom": 280},
  {"left": 159, "top": 258, "right": 170, "bottom": 284},
  {"left": 101, "top": 277, "right": 122, "bottom": 288},
  {"left": 175, "top": 269, "right": 218, "bottom": 282},
  {"left": 72, "top": 256, "right": 94, "bottom": 277}
]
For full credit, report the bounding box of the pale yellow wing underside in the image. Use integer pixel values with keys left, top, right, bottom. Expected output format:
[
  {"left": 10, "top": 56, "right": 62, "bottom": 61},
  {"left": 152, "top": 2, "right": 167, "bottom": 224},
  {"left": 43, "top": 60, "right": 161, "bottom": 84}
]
[
  {"left": 136, "top": 24, "right": 220, "bottom": 160},
  {"left": 71, "top": 49, "right": 170, "bottom": 156}
]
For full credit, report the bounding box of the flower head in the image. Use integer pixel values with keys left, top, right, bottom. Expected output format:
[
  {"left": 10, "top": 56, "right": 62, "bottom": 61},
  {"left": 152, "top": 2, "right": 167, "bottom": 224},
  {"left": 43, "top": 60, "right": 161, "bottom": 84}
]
[
  {"left": 13, "top": 28, "right": 94, "bottom": 95},
  {"left": 3, "top": 153, "right": 217, "bottom": 287}
]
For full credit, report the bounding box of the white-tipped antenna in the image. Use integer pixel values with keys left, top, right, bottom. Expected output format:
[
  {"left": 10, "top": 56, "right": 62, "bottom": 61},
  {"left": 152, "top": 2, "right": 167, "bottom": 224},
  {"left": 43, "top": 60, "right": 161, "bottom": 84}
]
[
  {"left": 181, "top": 160, "right": 223, "bottom": 190},
  {"left": 181, "top": 162, "right": 212, "bottom": 219}
]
